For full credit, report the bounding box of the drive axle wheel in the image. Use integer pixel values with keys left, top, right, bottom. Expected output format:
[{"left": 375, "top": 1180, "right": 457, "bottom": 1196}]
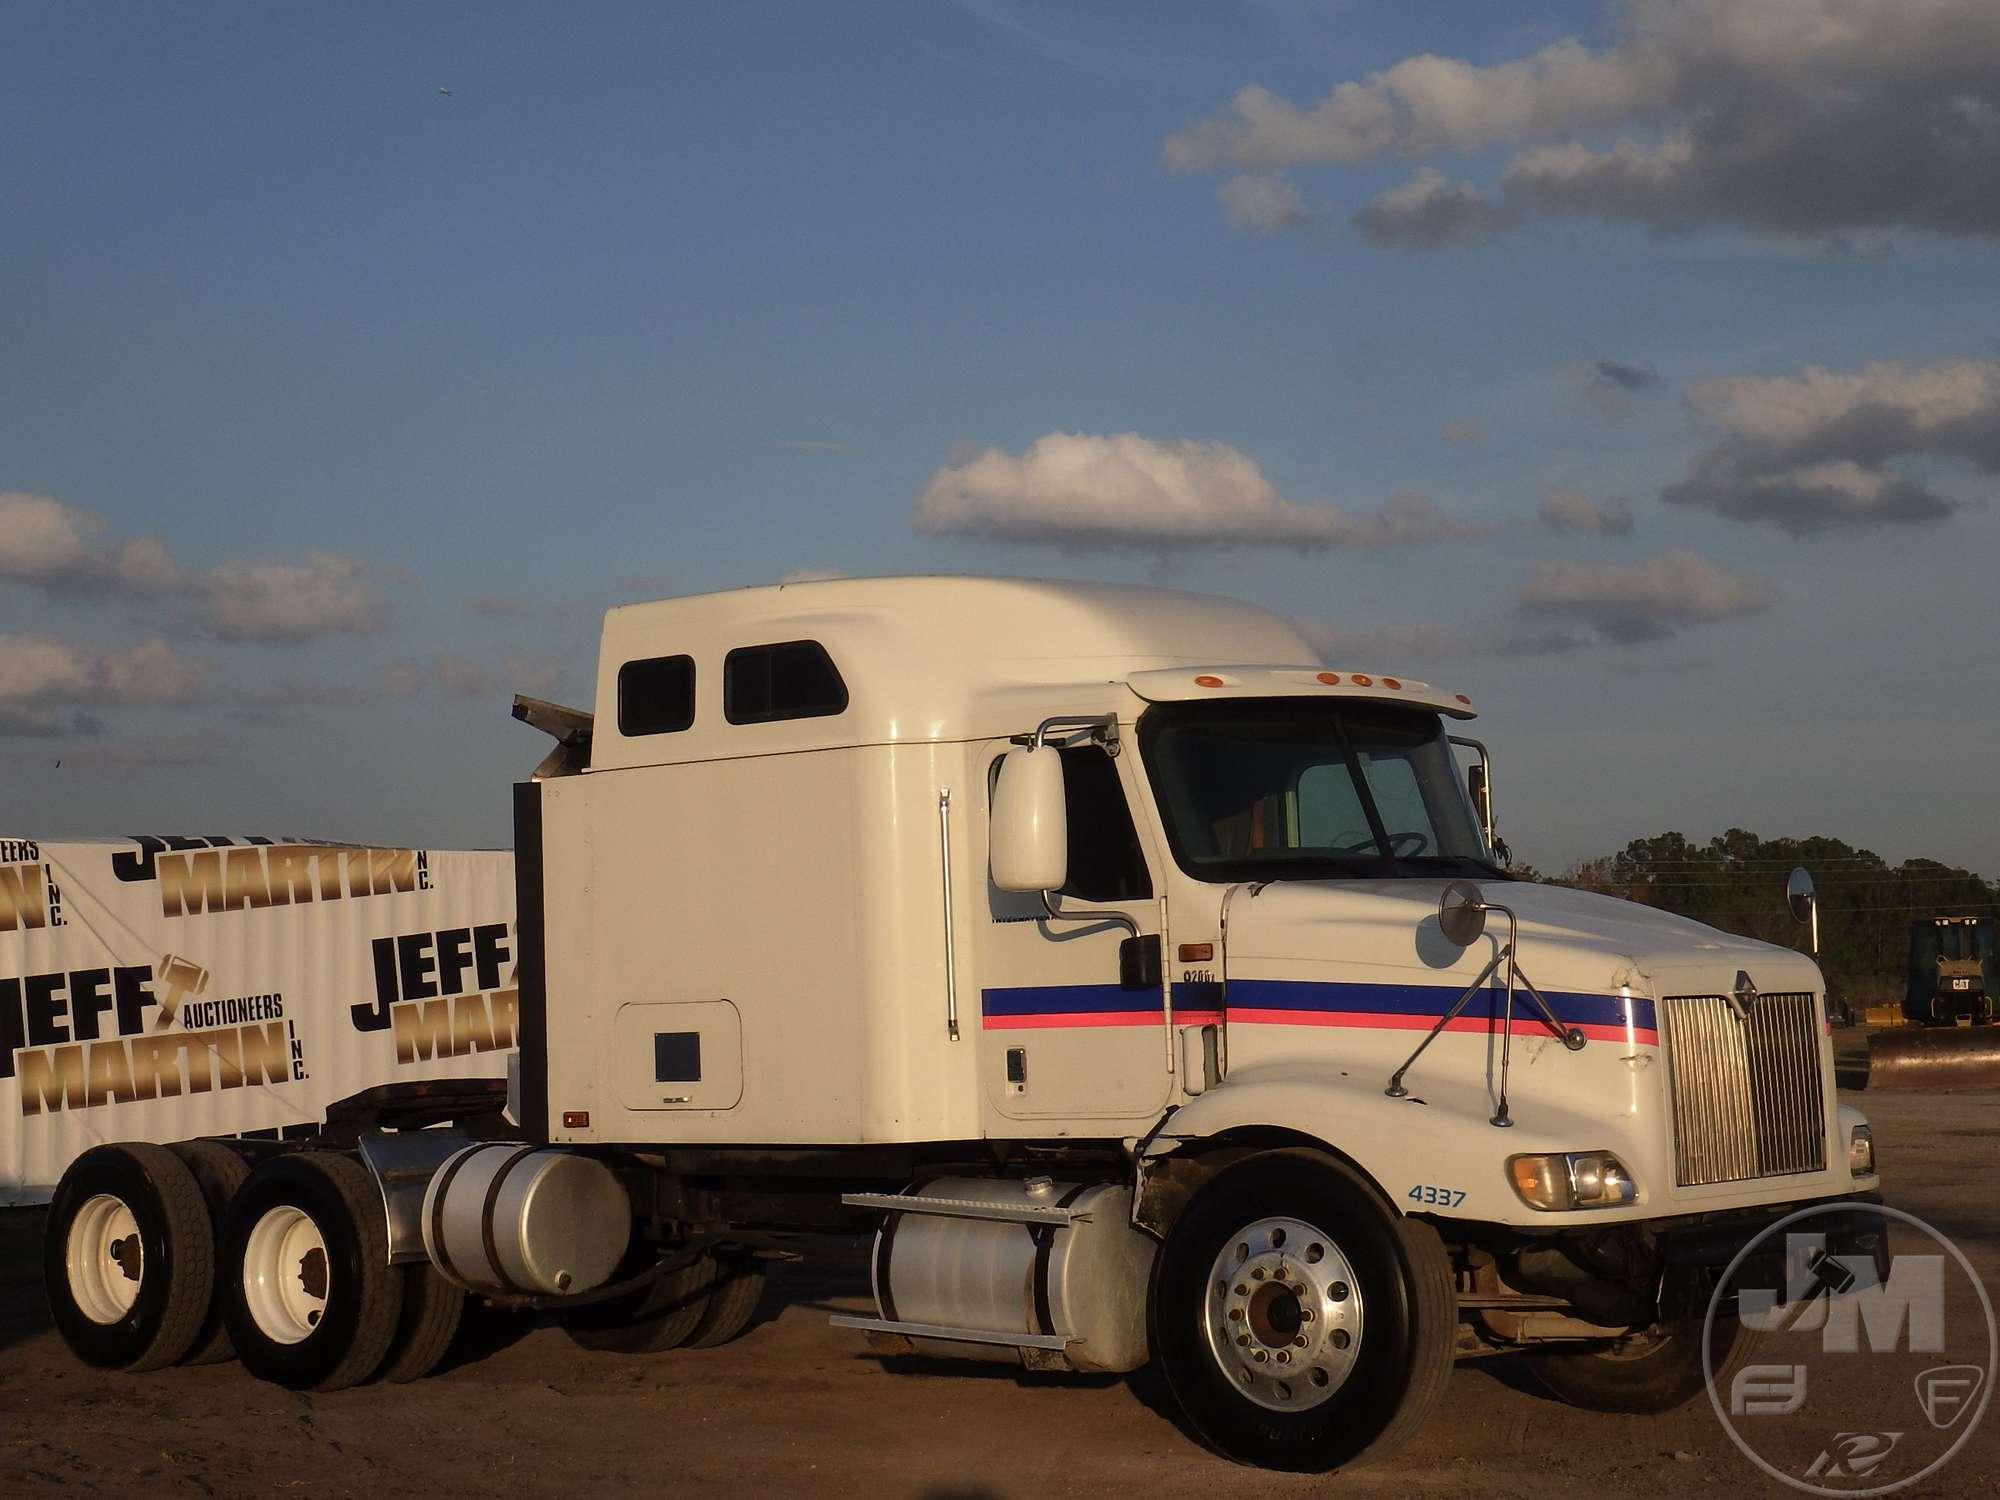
[
  {"left": 168, "top": 1140, "right": 251, "bottom": 1365},
  {"left": 44, "top": 1143, "right": 213, "bottom": 1371},
  {"left": 684, "top": 1248, "right": 767, "bottom": 1349},
  {"left": 221, "top": 1153, "right": 401, "bottom": 1391},
  {"left": 1529, "top": 1309, "right": 1757, "bottom": 1414},
  {"left": 1150, "top": 1148, "right": 1455, "bottom": 1472},
  {"left": 563, "top": 1250, "right": 719, "bottom": 1354}
]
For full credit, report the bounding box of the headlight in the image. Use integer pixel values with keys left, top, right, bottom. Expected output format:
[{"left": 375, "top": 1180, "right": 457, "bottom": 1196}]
[
  {"left": 1848, "top": 1124, "right": 1875, "bottom": 1175},
  {"left": 1507, "top": 1151, "right": 1638, "bottom": 1211}
]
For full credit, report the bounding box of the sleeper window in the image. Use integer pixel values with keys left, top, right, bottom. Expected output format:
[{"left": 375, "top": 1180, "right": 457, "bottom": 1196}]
[
  {"left": 617, "top": 655, "right": 695, "bottom": 736},
  {"left": 723, "top": 640, "right": 848, "bottom": 724}
]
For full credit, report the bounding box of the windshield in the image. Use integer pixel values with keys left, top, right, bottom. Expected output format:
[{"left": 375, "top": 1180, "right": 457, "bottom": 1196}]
[{"left": 1138, "top": 699, "right": 1500, "bottom": 882}]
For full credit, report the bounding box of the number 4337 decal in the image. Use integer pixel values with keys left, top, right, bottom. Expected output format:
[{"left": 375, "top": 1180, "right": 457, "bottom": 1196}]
[{"left": 1407, "top": 1184, "right": 1467, "bottom": 1208}]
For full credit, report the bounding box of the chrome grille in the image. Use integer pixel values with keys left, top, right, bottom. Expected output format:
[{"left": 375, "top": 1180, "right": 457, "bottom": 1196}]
[{"left": 1660, "top": 993, "right": 1827, "bottom": 1186}]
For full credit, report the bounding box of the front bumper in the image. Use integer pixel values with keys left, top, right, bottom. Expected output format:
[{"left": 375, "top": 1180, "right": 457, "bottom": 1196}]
[{"left": 1654, "top": 1190, "right": 1890, "bottom": 1300}]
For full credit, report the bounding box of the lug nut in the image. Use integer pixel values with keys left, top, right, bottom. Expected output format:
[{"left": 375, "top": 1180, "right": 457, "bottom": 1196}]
[
  {"left": 1276, "top": 1351, "right": 1290, "bottom": 1364},
  {"left": 1299, "top": 1308, "right": 1314, "bottom": 1323},
  {"left": 1227, "top": 1308, "right": 1243, "bottom": 1322},
  {"left": 1253, "top": 1350, "right": 1268, "bottom": 1363},
  {"left": 1293, "top": 1336, "right": 1308, "bottom": 1348},
  {"left": 1251, "top": 1267, "right": 1265, "bottom": 1281},
  {"left": 1237, "top": 1334, "right": 1250, "bottom": 1347},
  {"left": 1234, "top": 1283, "right": 1250, "bottom": 1296}
]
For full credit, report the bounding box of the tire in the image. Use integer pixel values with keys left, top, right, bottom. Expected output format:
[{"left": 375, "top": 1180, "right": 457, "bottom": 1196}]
[
  {"left": 221, "top": 1152, "right": 402, "bottom": 1391},
  {"left": 167, "top": 1140, "right": 251, "bottom": 1365},
  {"left": 684, "top": 1250, "right": 767, "bottom": 1349},
  {"left": 379, "top": 1264, "right": 464, "bottom": 1383},
  {"left": 44, "top": 1142, "right": 214, "bottom": 1372},
  {"left": 1149, "top": 1148, "right": 1456, "bottom": 1472},
  {"left": 563, "top": 1250, "right": 717, "bottom": 1354},
  {"left": 1529, "top": 1310, "right": 1758, "bottom": 1414}
]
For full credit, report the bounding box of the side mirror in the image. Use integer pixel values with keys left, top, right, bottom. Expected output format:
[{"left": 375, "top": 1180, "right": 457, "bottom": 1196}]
[
  {"left": 1467, "top": 763, "right": 1491, "bottom": 836},
  {"left": 1438, "top": 879, "right": 1488, "bottom": 946},
  {"left": 1786, "top": 867, "right": 1815, "bottom": 925},
  {"left": 991, "top": 746, "right": 1068, "bottom": 893}
]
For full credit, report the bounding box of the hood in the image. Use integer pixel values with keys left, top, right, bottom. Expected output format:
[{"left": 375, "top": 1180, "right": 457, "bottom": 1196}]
[{"left": 1223, "top": 877, "right": 1822, "bottom": 999}]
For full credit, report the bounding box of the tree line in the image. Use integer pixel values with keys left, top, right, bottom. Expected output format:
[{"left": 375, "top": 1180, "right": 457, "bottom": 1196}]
[{"left": 1526, "top": 829, "right": 1997, "bottom": 1007}]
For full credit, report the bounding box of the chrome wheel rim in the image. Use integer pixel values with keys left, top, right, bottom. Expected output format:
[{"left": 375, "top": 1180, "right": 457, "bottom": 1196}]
[
  {"left": 242, "top": 1205, "right": 330, "bottom": 1345},
  {"left": 1202, "top": 1215, "right": 1365, "bottom": 1412},
  {"left": 67, "top": 1193, "right": 144, "bottom": 1325}
]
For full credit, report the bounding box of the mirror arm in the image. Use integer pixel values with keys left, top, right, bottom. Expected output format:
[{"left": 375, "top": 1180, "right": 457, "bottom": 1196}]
[
  {"left": 1040, "top": 890, "right": 1141, "bottom": 938},
  {"left": 1033, "top": 713, "right": 1121, "bottom": 757},
  {"left": 1449, "top": 735, "right": 1497, "bottom": 853},
  {"left": 1026, "top": 712, "right": 1134, "bottom": 930}
]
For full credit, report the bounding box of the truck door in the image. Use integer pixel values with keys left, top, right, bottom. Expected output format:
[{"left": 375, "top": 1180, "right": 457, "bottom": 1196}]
[{"left": 978, "top": 740, "right": 1173, "bottom": 1124}]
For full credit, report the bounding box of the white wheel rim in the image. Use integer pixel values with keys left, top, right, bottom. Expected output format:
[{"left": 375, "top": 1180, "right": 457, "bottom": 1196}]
[
  {"left": 1202, "top": 1215, "right": 1366, "bottom": 1413},
  {"left": 67, "top": 1193, "right": 144, "bottom": 1325},
  {"left": 243, "top": 1205, "right": 331, "bottom": 1345}
]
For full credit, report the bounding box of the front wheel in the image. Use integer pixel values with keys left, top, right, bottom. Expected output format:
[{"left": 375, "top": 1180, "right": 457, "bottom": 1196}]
[{"left": 1149, "top": 1148, "right": 1456, "bottom": 1472}]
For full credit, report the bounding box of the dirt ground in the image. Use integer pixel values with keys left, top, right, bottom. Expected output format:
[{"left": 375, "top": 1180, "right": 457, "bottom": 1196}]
[{"left": 4, "top": 1078, "right": 1996, "bottom": 1498}]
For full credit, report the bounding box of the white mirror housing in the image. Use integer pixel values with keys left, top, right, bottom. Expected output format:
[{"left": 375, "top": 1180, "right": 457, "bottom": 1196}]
[{"left": 990, "top": 745, "right": 1068, "bottom": 893}]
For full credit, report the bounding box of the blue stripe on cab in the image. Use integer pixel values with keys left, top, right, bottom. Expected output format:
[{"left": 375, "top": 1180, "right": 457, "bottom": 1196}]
[
  {"left": 1227, "top": 978, "right": 1654, "bottom": 1033},
  {"left": 981, "top": 983, "right": 1160, "bottom": 1017},
  {"left": 978, "top": 977, "right": 1656, "bottom": 1032}
]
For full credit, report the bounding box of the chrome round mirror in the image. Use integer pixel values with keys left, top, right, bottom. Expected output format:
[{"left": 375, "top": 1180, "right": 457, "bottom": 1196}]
[
  {"left": 1786, "top": 867, "right": 1815, "bottom": 925},
  {"left": 1438, "top": 880, "right": 1487, "bottom": 947}
]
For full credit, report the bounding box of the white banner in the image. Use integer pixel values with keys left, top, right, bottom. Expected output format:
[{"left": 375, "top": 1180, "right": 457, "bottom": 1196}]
[{"left": 0, "top": 835, "right": 516, "bottom": 1205}]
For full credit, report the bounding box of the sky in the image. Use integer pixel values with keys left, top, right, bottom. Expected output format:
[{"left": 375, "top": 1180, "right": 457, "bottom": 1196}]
[{"left": 3, "top": 1, "right": 1997, "bottom": 878}]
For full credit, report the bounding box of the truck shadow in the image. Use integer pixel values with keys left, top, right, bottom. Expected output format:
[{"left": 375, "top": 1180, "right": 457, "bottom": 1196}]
[{"left": 0, "top": 1208, "right": 51, "bottom": 1358}]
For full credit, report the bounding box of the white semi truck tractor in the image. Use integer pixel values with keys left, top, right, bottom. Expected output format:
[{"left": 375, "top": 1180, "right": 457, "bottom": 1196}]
[{"left": 44, "top": 577, "right": 1886, "bottom": 1471}]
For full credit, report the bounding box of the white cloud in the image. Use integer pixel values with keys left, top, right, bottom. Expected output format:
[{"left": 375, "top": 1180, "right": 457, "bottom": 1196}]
[
  {"left": 1538, "top": 489, "right": 1636, "bottom": 536},
  {"left": 915, "top": 431, "right": 1483, "bottom": 550},
  {"left": 779, "top": 566, "right": 849, "bottom": 584},
  {"left": 0, "top": 491, "right": 382, "bottom": 640},
  {"left": 1300, "top": 618, "right": 1585, "bottom": 663},
  {"left": 112, "top": 536, "right": 186, "bottom": 589},
  {"left": 1517, "top": 550, "right": 1770, "bottom": 641},
  {"left": 1166, "top": 1, "right": 2000, "bottom": 246},
  {"left": 1354, "top": 169, "right": 1516, "bottom": 246},
  {"left": 203, "top": 551, "right": 380, "bottom": 642},
  {"left": 0, "top": 493, "right": 101, "bottom": 579},
  {"left": 1663, "top": 356, "right": 1999, "bottom": 532},
  {"left": 1217, "top": 173, "right": 1314, "bottom": 233},
  {"left": 0, "top": 634, "right": 207, "bottom": 706}
]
